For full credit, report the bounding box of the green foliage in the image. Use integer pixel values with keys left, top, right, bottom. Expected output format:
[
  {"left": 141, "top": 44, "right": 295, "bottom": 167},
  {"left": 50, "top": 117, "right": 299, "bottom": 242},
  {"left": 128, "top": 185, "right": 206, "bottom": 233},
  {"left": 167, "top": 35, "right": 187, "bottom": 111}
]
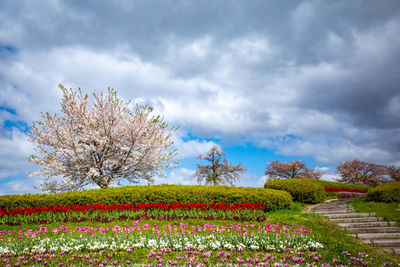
[
  {"left": 367, "top": 181, "right": 400, "bottom": 202},
  {"left": 264, "top": 178, "right": 326, "bottom": 204},
  {"left": 0, "top": 185, "right": 293, "bottom": 211},
  {"left": 312, "top": 180, "right": 370, "bottom": 191}
]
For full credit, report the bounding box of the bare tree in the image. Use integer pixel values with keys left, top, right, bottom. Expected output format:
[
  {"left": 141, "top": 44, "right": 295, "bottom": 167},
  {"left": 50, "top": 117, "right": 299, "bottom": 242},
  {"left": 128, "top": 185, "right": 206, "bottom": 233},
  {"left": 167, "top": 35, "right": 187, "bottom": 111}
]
[
  {"left": 336, "top": 159, "right": 387, "bottom": 187},
  {"left": 192, "top": 145, "right": 246, "bottom": 186},
  {"left": 264, "top": 160, "right": 323, "bottom": 181},
  {"left": 27, "top": 84, "right": 176, "bottom": 192}
]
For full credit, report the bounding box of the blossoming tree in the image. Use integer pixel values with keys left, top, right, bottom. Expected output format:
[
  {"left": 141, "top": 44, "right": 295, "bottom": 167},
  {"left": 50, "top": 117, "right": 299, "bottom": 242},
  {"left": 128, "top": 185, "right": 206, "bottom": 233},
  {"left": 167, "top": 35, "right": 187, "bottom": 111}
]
[
  {"left": 336, "top": 159, "right": 388, "bottom": 186},
  {"left": 264, "top": 160, "right": 323, "bottom": 181},
  {"left": 386, "top": 165, "right": 400, "bottom": 182},
  {"left": 27, "top": 84, "right": 176, "bottom": 192},
  {"left": 192, "top": 145, "right": 246, "bottom": 186}
]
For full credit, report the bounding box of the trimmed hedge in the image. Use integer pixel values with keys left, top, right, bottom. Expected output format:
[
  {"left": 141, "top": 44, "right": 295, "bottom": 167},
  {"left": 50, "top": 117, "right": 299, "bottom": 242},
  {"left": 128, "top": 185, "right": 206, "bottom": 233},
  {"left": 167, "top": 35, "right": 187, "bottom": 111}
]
[
  {"left": 264, "top": 178, "right": 326, "bottom": 204},
  {"left": 312, "top": 180, "right": 370, "bottom": 191},
  {"left": 367, "top": 182, "right": 400, "bottom": 202},
  {"left": 0, "top": 185, "right": 293, "bottom": 211}
]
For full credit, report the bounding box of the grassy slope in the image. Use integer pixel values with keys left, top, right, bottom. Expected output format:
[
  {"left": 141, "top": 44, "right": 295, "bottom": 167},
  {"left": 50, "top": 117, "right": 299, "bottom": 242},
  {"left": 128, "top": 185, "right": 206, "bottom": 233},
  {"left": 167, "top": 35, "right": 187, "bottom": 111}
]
[{"left": 351, "top": 197, "right": 400, "bottom": 225}]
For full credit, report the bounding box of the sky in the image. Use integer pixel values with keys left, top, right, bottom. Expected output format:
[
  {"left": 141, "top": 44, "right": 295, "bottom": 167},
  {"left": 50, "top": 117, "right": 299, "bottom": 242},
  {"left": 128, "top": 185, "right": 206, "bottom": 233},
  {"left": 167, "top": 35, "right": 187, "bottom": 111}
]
[{"left": 0, "top": 1, "right": 400, "bottom": 195}]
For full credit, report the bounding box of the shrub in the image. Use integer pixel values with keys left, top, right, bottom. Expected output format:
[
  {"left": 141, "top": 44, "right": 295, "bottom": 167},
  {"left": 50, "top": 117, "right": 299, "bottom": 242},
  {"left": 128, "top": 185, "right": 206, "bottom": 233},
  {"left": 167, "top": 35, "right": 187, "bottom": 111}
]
[
  {"left": 367, "top": 182, "right": 400, "bottom": 202},
  {"left": 264, "top": 178, "right": 326, "bottom": 204},
  {"left": 0, "top": 185, "right": 293, "bottom": 211}
]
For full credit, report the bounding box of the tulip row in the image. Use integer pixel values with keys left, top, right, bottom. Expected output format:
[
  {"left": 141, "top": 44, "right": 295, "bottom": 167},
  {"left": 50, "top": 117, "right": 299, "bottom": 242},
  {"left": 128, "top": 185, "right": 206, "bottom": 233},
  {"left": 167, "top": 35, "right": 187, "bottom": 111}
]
[
  {"left": 0, "top": 246, "right": 380, "bottom": 266},
  {"left": 0, "top": 221, "right": 320, "bottom": 254},
  {"left": 0, "top": 202, "right": 264, "bottom": 217},
  {"left": 0, "top": 202, "right": 266, "bottom": 225}
]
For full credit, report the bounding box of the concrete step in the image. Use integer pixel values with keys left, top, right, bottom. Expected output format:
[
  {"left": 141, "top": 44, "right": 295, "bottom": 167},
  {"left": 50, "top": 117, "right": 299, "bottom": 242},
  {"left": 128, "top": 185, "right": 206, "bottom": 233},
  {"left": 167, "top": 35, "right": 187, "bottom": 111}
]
[
  {"left": 383, "top": 247, "right": 400, "bottom": 254},
  {"left": 331, "top": 217, "right": 384, "bottom": 223},
  {"left": 356, "top": 233, "right": 400, "bottom": 239},
  {"left": 338, "top": 221, "right": 396, "bottom": 228},
  {"left": 316, "top": 208, "right": 354, "bottom": 212},
  {"left": 346, "top": 227, "right": 400, "bottom": 233},
  {"left": 317, "top": 205, "right": 349, "bottom": 209},
  {"left": 326, "top": 213, "right": 376, "bottom": 218},
  {"left": 313, "top": 209, "right": 353, "bottom": 214},
  {"left": 361, "top": 239, "right": 400, "bottom": 247}
]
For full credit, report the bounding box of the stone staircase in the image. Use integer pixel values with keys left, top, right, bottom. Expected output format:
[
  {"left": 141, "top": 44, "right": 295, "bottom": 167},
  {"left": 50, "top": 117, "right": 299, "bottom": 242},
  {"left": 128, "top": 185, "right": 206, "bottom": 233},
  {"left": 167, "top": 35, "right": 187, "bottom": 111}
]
[{"left": 310, "top": 198, "right": 400, "bottom": 255}]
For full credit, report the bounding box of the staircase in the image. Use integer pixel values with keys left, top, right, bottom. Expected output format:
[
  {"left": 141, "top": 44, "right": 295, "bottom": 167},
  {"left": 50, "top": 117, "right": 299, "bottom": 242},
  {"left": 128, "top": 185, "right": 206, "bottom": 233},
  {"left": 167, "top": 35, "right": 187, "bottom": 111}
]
[{"left": 310, "top": 199, "right": 400, "bottom": 255}]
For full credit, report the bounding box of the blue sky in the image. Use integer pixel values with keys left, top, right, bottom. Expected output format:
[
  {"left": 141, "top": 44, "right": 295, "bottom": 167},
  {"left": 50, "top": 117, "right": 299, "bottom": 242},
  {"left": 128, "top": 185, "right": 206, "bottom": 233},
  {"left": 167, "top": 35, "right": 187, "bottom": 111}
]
[{"left": 0, "top": 1, "right": 400, "bottom": 194}]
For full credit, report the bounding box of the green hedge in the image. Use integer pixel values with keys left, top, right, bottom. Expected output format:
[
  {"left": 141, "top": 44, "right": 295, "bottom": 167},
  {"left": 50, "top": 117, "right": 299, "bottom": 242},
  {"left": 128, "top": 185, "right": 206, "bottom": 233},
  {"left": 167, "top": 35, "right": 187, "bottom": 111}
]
[
  {"left": 0, "top": 185, "right": 293, "bottom": 211},
  {"left": 264, "top": 178, "right": 326, "bottom": 204},
  {"left": 312, "top": 180, "right": 370, "bottom": 191},
  {"left": 367, "top": 182, "right": 400, "bottom": 202}
]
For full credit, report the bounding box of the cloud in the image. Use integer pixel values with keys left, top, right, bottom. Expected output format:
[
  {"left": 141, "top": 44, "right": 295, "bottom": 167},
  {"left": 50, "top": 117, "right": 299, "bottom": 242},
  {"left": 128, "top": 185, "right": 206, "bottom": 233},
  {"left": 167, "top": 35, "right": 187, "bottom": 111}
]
[
  {"left": 237, "top": 173, "right": 266, "bottom": 188},
  {"left": 0, "top": 128, "right": 36, "bottom": 179},
  {"left": 157, "top": 168, "right": 196, "bottom": 186},
  {"left": 171, "top": 130, "right": 216, "bottom": 159},
  {"left": 1, "top": 1, "right": 400, "bottom": 194},
  {"left": 0, "top": 176, "right": 43, "bottom": 195}
]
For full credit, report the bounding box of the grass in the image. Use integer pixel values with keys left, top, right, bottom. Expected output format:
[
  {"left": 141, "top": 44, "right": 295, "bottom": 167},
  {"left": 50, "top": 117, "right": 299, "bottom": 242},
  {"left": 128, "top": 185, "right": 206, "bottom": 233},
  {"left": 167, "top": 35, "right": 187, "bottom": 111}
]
[{"left": 351, "top": 197, "right": 400, "bottom": 225}]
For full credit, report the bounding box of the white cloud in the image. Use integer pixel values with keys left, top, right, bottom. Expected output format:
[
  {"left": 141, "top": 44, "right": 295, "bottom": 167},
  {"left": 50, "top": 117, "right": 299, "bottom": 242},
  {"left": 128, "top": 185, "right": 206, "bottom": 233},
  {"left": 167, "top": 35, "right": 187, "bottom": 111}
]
[
  {"left": 0, "top": 129, "right": 36, "bottom": 179},
  {"left": 237, "top": 173, "right": 266, "bottom": 188},
  {"left": 156, "top": 168, "right": 196, "bottom": 185},
  {"left": 171, "top": 131, "right": 216, "bottom": 159},
  {"left": 0, "top": 177, "right": 43, "bottom": 195},
  {"left": 1, "top": 1, "right": 400, "bottom": 195}
]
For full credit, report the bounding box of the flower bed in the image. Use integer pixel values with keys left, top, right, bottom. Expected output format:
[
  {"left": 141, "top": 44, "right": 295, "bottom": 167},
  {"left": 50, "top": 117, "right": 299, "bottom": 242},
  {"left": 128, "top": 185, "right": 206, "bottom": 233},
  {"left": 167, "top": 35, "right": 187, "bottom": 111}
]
[
  {"left": 337, "top": 192, "right": 367, "bottom": 198},
  {"left": 0, "top": 203, "right": 267, "bottom": 225},
  {"left": 324, "top": 188, "right": 367, "bottom": 193},
  {"left": 0, "top": 221, "right": 386, "bottom": 266},
  {"left": 0, "top": 221, "right": 325, "bottom": 265}
]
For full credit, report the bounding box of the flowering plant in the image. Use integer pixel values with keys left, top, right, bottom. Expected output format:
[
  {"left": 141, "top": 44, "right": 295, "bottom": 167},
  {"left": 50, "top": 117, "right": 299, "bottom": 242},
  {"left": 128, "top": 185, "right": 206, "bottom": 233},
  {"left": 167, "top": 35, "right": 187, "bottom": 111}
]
[
  {"left": 324, "top": 188, "right": 367, "bottom": 193},
  {"left": 337, "top": 192, "right": 366, "bottom": 198},
  {"left": 0, "top": 202, "right": 266, "bottom": 225}
]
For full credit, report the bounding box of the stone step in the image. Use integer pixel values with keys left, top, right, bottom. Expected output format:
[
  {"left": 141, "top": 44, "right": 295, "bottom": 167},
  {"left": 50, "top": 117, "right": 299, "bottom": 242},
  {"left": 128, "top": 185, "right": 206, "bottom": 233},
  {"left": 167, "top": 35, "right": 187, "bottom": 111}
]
[
  {"left": 383, "top": 247, "right": 400, "bottom": 254},
  {"left": 326, "top": 213, "right": 376, "bottom": 218},
  {"left": 346, "top": 227, "right": 400, "bottom": 233},
  {"left": 331, "top": 217, "right": 384, "bottom": 223},
  {"left": 355, "top": 233, "right": 400, "bottom": 239},
  {"left": 361, "top": 239, "right": 400, "bottom": 247},
  {"left": 316, "top": 208, "right": 353, "bottom": 212},
  {"left": 317, "top": 204, "right": 349, "bottom": 208},
  {"left": 338, "top": 221, "right": 396, "bottom": 228},
  {"left": 313, "top": 210, "right": 353, "bottom": 214}
]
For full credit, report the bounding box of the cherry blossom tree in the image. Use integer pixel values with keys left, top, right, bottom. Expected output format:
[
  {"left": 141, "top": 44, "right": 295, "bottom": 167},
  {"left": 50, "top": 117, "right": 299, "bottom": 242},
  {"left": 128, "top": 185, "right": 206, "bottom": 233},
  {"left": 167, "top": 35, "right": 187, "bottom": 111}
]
[
  {"left": 264, "top": 160, "right": 323, "bottom": 181},
  {"left": 192, "top": 145, "right": 246, "bottom": 186},
  {"left": 386, "top": 165, "right": 400, "bottom": 182},
  {"left": 27, "top": 84, "right": 176, "bottom": 192},
  {"left": 336, "top": 159, "right": 387, "bottom": 186}
]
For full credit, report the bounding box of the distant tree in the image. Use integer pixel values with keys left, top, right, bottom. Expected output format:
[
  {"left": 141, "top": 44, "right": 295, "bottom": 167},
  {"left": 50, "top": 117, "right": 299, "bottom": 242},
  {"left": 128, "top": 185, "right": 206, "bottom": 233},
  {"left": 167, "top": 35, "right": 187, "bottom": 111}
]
[
  {"left": 192, "top": 145, "right": 246, "bottom": 186},
  {"left": 386, "top": 165, "right": 400, "bottom": 182},
  {"left": 336, "top": 159, "right": 387, "bottom": 187},
  {"left": 27, "top": 84, "right": 176, "bottom": 193},
  {"left": 264, "top": 160, "right": 323, "bottom": 181}
]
